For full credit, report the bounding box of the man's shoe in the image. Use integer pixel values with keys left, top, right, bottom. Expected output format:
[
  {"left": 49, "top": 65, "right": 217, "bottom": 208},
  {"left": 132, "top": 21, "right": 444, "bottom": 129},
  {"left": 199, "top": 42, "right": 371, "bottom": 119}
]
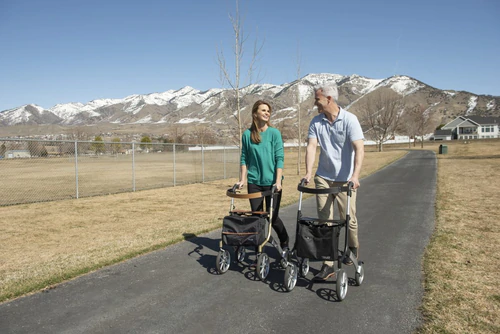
[
  {"left": 343, "top": 247, "right": 358, "bottom": 266},
  {"left": 313, "top": 264, "right": 335, "bottom": 280}
]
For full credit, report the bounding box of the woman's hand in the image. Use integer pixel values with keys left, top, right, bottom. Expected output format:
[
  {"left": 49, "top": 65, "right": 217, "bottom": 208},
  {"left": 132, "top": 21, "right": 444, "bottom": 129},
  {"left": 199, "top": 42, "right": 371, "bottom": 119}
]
[
  {"left": 235, "top": 181, "right": 245, "bottom": 189},
  {"left": 274, "top": 182, "right": 282, "bottom": 192}
]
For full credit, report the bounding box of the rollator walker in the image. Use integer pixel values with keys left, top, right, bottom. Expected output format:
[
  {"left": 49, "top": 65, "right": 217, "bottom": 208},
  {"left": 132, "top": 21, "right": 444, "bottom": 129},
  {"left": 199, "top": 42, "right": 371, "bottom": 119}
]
[
  {"left": 216, "top": 185, "right": 291, "bottom": 283},
  {"left": 282, "top": 180, "right": 365, "bottom": 300}
]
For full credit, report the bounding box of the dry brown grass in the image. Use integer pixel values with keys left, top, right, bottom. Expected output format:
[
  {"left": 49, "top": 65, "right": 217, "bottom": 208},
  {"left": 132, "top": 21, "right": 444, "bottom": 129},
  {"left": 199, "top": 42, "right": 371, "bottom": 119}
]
[
  {"left": 418, "top": 139, "right": 500, "bottom": 334},
  {"left": 0, "top": 147, "right": 405, "bottom": 302}
]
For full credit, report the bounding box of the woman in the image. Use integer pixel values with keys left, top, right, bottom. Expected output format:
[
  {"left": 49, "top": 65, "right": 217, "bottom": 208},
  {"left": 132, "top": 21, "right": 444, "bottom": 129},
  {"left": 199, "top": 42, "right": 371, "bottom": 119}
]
[{"left": 236, "top": 100, "right": 289, "bottom": 250}]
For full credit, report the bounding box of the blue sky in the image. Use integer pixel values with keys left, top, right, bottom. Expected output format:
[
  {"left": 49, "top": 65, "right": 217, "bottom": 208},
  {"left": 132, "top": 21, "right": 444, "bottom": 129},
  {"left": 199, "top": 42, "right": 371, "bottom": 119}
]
[{"left": 0, "top": 0, "right": 499, "bottom": 111}]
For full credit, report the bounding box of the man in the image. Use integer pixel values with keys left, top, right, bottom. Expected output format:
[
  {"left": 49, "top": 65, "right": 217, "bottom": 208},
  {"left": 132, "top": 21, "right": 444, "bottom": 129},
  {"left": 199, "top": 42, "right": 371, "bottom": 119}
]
[{"left": 302, "top": 83, "right": 365, "bottom": 280}]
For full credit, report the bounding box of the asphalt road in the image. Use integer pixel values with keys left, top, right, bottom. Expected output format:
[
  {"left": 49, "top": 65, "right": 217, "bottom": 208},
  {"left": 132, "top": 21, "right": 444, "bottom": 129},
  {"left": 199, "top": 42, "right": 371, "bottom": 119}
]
[{"left": 0, "top": 150, "right": 437, "bottom": 334}]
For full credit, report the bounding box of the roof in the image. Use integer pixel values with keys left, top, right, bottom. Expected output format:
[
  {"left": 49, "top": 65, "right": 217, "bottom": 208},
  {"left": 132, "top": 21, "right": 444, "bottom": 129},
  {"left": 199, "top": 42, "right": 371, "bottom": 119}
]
[
  {"left": 466, "top": 116, "right": 500, "bottom": 125},
  {"left": 442, "top": 115, "right": 500, "bottom": 128},
  {"left": 442, "top": 116, "right": 467, "bottom": 129},
  {"left": 457, "top": 119, "right": 479, "bottom": 127}
]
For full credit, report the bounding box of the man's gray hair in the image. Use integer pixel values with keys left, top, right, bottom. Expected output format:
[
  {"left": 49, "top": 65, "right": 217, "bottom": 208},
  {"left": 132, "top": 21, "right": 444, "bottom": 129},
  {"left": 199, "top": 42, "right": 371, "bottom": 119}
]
[{"left": 314, "top": 83, "right": 339, "bottom": 101}]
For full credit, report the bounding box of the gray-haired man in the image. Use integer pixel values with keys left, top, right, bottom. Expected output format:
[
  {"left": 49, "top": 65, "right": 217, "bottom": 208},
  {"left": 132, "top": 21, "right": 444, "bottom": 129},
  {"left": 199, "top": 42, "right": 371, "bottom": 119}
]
[{"left": 302, "top": 83, "right": 365, "bottom": 280}]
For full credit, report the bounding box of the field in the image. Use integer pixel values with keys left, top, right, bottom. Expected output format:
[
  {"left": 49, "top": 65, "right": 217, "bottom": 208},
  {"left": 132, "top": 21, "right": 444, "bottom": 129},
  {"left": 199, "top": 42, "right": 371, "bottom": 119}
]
[
  {"left": 1, "top": 140, "right": 499, "bottom": 333},
  {"left": 418, "top": 140, "right": 500, "bottom": 333},
  {"left": 0, "top": 149, "right": 240, "bottom": 205}
]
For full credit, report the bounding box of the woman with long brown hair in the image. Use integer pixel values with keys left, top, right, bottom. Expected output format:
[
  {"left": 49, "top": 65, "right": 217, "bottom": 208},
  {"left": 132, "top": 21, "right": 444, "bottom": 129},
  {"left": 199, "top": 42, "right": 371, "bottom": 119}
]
[{"left": 236, "top": 100, "right": 289, "bottom": 252}]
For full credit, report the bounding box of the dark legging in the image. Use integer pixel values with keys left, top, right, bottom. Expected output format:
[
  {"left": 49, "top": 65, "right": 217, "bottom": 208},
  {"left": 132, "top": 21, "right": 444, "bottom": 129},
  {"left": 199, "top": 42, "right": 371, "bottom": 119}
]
[{"left": 247, "top": 183, "right": 289, "bottom": 245}]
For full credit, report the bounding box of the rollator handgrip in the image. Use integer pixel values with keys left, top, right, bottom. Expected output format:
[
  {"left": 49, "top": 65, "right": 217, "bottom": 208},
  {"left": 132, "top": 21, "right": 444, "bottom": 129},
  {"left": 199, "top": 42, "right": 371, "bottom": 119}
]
[{"left": 347, "top": 181, "right": 354, "bottom": 196}]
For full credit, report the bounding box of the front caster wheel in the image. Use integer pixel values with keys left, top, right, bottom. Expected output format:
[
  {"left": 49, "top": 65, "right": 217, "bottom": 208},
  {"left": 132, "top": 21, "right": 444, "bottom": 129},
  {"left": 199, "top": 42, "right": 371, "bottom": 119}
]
[
  {"left": 256, "top": 253, "right": 270, "bottom": 280},
  {"left": 284, "top": 264, "right": 298, "bottom": 292},
  {"left": 279, "top": 248, "right": 290, "bottom": 269},
  {"left": 336, "top": 269, "right": 348, "bottom": 301},
  {"left": 216, "top": 249, "right": 231, "bottom": 274},
  {"left": 236, "top": 246, "right": 246, "bottom": 263},
  {"left": 355, "top": 263, "right": 365, "bottom": 286},
  {"left": 299, "top": 258, "right": 310, "bottom": 277}
]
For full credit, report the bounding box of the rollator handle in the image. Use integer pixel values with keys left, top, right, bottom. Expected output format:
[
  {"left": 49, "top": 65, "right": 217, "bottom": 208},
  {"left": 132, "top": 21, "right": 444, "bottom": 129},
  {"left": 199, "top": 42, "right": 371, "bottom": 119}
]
[{"left": 347, "top": 181, "right": 354, "bottom": 196}]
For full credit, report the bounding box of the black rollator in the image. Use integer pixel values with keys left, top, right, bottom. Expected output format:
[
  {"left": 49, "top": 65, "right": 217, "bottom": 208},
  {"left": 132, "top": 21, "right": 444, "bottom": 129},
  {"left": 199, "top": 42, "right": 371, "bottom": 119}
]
[{"left": 283, "top": 180, "right": 365, "bottom": 300}]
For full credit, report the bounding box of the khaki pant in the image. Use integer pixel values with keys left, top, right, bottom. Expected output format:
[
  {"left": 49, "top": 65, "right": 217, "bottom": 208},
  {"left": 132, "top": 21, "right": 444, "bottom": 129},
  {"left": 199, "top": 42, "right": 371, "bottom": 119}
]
[{"left": 314, "top": 175, "right": 358, "bottom": 266}]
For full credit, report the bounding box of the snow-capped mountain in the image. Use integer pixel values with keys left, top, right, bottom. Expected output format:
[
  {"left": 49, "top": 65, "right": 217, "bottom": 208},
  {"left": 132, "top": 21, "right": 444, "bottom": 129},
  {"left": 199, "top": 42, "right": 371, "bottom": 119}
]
[{"left": 1, "top": 73, "right": 498, "bottom": 129}]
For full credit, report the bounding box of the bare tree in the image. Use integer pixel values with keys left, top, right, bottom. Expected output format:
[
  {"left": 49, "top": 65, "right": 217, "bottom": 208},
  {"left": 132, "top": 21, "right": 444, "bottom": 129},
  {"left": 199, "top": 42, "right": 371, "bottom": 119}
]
[
  {"left": 295, "top": 43, "right": 303, "bottom": 175},
  {"left": 358, "top": 89, "right": 405, "bottom": 152},
  {"left": 167, "top": 125, "right": 186, "bottom": 144},
  {"left": 192, "top": 125, "right": 217, "bottom": 145},
  {"left": 409, "top": 104, "right": 439, "bottom": 148},
  {"left": 217, "top": 0, "right": 264, "bottom": 157},
  {"left": 400, "top": 107, "right": 419, "bottom": 148},
  {"left": 0, "top": 143, "right": 6, "bottom": 157},
  {"left": 65, "top": 126, "right": 89, "bottom": 141},
  {"left": 27, "top": 141, "right": 48, "bottom": 157}
]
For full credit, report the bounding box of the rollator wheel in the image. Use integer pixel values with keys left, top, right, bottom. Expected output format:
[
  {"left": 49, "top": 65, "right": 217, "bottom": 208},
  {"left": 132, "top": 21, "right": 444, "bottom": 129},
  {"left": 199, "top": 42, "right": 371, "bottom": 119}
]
[
  {"left": 256, "top": 253, "right": 270, "bottom": 280},
  {"left": 355, "top": 263, "right": 365, "bottom": 286},
  {"left": 284, "top": 263, "right": 298, "bottom": 292},
  {"left": 236, "top": 246, "right": 246, "bottom": 263},
  {"left": 336, "top": 269, "right": 348, "bottom": 301},
  {"left": 279, "top": 248, "right": 289, "bottom": 269},
  {"left": 216, "top": 249, "right": 231, "bottom": 274},
  {"left": 299, "top": 258, "right": 310, "bottom": 277}
]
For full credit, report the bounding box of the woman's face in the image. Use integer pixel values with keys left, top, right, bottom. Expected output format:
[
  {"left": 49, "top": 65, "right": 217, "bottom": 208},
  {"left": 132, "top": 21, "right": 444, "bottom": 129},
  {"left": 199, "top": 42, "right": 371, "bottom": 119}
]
[{"left": 254, "top": 103, "right": 270, "bottom": 123}]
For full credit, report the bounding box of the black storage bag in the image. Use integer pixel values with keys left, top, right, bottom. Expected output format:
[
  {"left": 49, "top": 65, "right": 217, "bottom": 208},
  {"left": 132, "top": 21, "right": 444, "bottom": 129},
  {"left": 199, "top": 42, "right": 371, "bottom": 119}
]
[
  {"left": 296, "top": 220, "right": 340, "bottom": 261},
  {"left": 222, "top": 213, "right": 267, "bottom": 246}
]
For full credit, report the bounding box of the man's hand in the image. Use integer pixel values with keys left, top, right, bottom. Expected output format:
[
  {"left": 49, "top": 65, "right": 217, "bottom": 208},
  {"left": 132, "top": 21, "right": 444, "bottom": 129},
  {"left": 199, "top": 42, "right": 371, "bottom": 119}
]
[
  {"left": 301, "top": 174, "right": 312, "bottom": 185},
  {"left": 348, "top": 177, "right": 360, "bottom": 189}
]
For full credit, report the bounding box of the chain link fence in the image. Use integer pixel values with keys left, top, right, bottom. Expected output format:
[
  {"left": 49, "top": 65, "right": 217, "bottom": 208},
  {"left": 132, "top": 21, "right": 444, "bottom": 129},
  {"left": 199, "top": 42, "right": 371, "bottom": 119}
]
[{"left": 0, "top": 139, "right": 240, "bottom": 206}]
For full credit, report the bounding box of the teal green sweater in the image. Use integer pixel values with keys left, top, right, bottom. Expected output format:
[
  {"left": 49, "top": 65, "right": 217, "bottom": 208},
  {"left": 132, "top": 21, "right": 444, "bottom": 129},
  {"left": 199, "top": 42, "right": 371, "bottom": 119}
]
[{"left": 240, "top": 127, "right": 284, "bottom": 186}]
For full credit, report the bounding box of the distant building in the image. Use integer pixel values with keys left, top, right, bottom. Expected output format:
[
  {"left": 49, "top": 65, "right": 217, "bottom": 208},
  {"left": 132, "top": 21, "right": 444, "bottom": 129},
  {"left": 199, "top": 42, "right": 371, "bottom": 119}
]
[
  {"left": 5, "top": 150, "right": 31, "bottom": 159},
  {"left": 437, "top": 116, "right": 500, "bottom": 140},
  {"left": 44, "top": 146, "right": 62, "bottom": 156}
]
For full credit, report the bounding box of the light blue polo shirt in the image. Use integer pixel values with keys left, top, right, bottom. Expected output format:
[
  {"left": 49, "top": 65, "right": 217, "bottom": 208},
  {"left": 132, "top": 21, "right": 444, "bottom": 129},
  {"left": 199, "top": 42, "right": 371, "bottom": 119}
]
[{"left": 308, "top": 107, "right": 364, "bottom": 182}]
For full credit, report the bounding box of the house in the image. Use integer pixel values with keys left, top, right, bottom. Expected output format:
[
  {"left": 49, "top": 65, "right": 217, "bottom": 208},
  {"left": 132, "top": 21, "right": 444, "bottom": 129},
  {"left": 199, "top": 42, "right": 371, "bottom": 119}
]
[
  {"left": 438, "top": 116, "right": 500, "bottom": 140},
  {"left": 5, "top": 150, "right": 31, "bottom": 159}
]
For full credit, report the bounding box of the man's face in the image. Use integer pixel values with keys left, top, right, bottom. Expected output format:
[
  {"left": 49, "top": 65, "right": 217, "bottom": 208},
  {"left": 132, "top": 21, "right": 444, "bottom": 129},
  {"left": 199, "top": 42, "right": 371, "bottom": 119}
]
[{"left": 314, "top": 89, "right": 329, "bottom": 113}]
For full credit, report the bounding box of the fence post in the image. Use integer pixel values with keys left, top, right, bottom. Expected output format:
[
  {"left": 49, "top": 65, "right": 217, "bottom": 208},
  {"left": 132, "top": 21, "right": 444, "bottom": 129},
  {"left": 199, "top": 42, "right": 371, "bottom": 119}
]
[
  {"left": 74, "top": 140, "right": 79, "bottom": 199},
  {"left": 173, "top": 143, "right": 176, "bottom": 186},
  {"left": 132, "top": 142, "right": 136, "bottom": 191},
  {"left": 223, "top": 146, "right": 226, "bottom": 179},
  {"left": 202, "top": 144, "right": 205, "bottom": 183}
]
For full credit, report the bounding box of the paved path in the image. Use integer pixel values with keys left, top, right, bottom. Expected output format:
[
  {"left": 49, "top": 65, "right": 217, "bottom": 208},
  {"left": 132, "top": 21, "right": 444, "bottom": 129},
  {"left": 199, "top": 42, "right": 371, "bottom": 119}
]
[{"left": 0, "top": 150, "right": 437, "bottom": 334}]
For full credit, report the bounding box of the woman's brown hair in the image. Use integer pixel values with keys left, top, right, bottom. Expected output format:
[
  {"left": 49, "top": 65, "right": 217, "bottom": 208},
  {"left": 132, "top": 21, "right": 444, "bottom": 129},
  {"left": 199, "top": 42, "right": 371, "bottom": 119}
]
[{"left": 250, "top": 100, "right": 272, "bottom": 144}]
